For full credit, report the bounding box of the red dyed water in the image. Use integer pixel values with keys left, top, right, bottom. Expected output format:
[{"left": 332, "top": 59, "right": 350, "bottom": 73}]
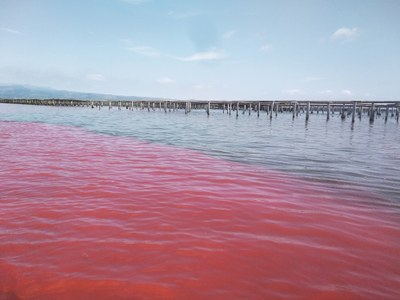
[{"left": 0, "top": 121, "right": 399, "bottom": 300}]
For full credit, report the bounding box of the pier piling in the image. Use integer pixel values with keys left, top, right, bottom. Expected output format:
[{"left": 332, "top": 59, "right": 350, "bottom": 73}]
[
  {"left": 1, "top": 99, "right": 398, "bottom": 126},
  {"left": 306, "top": 102, "right": 310, "bottom": 122},
  {"left": 370, "top": 103, "right": 375, "bottom": 123}
]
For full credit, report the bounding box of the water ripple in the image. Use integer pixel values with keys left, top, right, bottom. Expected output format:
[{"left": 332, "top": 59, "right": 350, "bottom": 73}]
[{"left": 1, "top": 121, "right": 399, "bottom": 299}]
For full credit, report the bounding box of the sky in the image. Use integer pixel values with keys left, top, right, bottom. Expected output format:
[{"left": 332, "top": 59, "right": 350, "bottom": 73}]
[{"left": 0, "top": 0, "right": 399, "bottom": 100}]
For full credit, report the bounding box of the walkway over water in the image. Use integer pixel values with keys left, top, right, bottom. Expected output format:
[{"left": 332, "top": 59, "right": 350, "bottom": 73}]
[{"left": 1, "top": 98, "right": 399, "bottom": 123}]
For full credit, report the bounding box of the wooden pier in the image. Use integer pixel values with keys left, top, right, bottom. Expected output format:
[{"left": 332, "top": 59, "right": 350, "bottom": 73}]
[{"left": 1, "top": 98, "right": 399, "bottom": 123}]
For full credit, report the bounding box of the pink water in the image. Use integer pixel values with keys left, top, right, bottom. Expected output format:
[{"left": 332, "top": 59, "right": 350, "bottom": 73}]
[{"left": 0, "top": 121, "right": 399, "bottom": 300}]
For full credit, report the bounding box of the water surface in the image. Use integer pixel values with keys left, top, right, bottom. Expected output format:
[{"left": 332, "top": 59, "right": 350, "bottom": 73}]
[{"left": 0, "top": 104, "right": 399, "bottom": 299}]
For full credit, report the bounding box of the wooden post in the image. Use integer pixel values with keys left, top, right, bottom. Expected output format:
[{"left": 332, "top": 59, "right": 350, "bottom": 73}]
[
  {"left": 327, "top": 103, "right": 330, "bottom": 121},
  {"left": 292, "top": 103, "right": 296, "bottom": 119},
  {"left": 257, "top": 102, "right": 260, "bottom": 118},
  {"left": 270, "top": 102, "right": 274, "bottom": 120},
  {"left": 207, "top": 101, "right": 210, "bottom": 116},
  {"left": 249, "top": 103, "right": 252, "bottom": 116},
  {"left": 306, "top": 101, "right": 310, "bottom": 122},
  {"left": 341, "top": 104, "right": 346, "bottom": 120},
  {"left": 369, "top": 103, "right": 375, "bottom": 123},
  {"left": 352, "top": 102, "right": 356, "bottom": 123},
  {"left": 385, "top": 105, "right": 389, "bottom": 123},
  {"left": 236, "top": 102, "right": 239, "bottom": 118}
]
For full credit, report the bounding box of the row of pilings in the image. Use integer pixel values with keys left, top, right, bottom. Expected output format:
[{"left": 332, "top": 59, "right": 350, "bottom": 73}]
[{"left": 1, "top": 99, "right": 399, "bottom": 123}]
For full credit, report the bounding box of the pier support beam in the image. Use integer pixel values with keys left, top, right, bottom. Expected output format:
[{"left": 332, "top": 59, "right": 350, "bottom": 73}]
[
  {"left": 292, "top": 103, "right": 296, "bottom": 120},
  {"left": 341, "top": 104, "right": 346, "bottom": 120},
  {"left": 327, "top": 103, "right": 330, "bottom": 121},
  {"left": 352, "top": 102, "right": 356, "bottom": 123},
  {"left": 385, "top": 105, "right": 389, "bottom": 123},
  {"left": 270, "top": 102, "right": 274, "bottom": 120},
  {"left": 369, "top": 103, "right": 375, "bottom": 123}
]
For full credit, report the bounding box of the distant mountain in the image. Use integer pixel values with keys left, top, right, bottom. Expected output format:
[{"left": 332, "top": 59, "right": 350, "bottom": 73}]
[{"left": 0, "top": 84, "right": 164, "bottom": 101}]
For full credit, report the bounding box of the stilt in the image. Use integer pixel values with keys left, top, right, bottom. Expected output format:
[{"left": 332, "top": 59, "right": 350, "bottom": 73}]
[
  {"left": 369, "top": 103, "right": 375, "bottom": 123},
  {"left": 352, "top": 102, "right": 356, "bottom": 123},
  {"left": 327, "top": 103, "right": 330, "bottom": 121},
  {"left": 385, "top": 105, "right": 389, "bottom": 123},
  {"left": 270, "top": 102, "right": 274, "bottom": 120},
  {"left": 292, "top": 103, "right": 296, "bottom": 120},
  {"left": 341, "top": 104, "right": 346, "bottom": 120}
]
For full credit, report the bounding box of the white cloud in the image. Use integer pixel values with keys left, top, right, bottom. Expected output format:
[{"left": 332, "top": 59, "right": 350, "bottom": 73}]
[
  {"left": 223, "top": 30, "right": 236, "bottom": 40},
  {"left": 86, "top": 73, "right": 105, "bottom": 81},
  {"left": 285, "top": 88, "right": 301, "bottom": 95},
  {"left": 120, "top": 38, "right": 133, "bottom": 44},
  {"left": 331, "top": 27, "right": 359, "bottom": 40},
  {"left": 174, "top": 50, "right": 227, "bottom": 62},
  {"left": 167, "top": 10, "right": 202, "bottom": 19},
  {"left": 194, "top": 84, "right": 213, "bottom": 90},
  {"left": 121, "top": 0, "right": 150, "bottom": 4},
  {"left": 318, "top": 89, "right": 333, "bottom": 95},
  {"left": 341, "top": 89, "right": 353, "bottom": 96},
  {"left": 157, "top": 77, "right": 175, "bottom": 85},
  {"left": 0, "top": 27, "right": 22, "bottom": 35},
  {"left": 129, "top": 46, "right": 160, "bottom": 57},
  {"left": 259, "top": 44, "right": 272, "bottom": 52},
  {"left": 305, "top": 76, "right": 322, "bottom": 82}
]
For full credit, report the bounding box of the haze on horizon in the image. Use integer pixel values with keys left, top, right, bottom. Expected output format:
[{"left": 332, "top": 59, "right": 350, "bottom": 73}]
[{"left": 1, "top": 0, "right": 399, "bottom": 100}]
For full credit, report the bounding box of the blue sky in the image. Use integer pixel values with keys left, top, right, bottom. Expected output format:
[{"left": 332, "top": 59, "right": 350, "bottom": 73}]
[{"left": 1, "top": 0, "right": 399, "bottom": 100}]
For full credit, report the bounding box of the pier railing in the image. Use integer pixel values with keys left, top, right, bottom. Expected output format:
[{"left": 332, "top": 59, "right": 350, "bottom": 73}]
[{"left": 1, "top": 98, "right": 399, "bottom": 123}]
